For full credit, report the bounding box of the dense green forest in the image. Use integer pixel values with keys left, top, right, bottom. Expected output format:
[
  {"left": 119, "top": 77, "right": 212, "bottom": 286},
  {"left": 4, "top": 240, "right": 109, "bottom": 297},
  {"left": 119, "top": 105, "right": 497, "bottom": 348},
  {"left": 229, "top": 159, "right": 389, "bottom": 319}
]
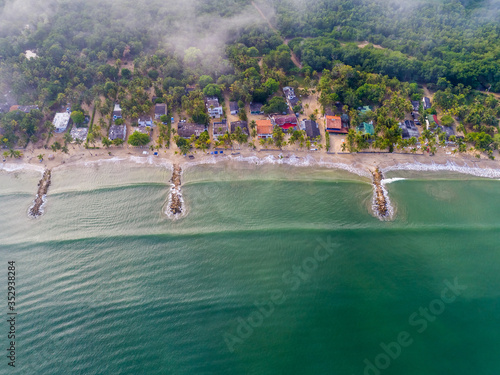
[
  {"left": 274, "top": 0, "right": 500, "bottom": 90},
  {"left": 0, "top": 0, "right": 499, "bottom": 154}
]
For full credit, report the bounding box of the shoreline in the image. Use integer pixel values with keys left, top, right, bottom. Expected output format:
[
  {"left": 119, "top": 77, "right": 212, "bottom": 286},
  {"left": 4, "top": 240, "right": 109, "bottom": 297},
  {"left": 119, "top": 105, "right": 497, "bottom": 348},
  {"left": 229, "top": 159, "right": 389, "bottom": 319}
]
[
  {"left": 3, "top": 147, "right": 500, "bottom": 181},
  {"left": 3, "top": 148, "right": 500, "bottom": 222}
]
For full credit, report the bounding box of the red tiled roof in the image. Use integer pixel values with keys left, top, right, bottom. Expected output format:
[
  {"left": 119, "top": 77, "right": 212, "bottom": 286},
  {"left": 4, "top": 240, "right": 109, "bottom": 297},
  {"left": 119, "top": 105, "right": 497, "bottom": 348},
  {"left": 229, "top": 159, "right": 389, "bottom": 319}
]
[
  {"left": 433, "top": 115, "right": 440, "bottom": 126},
  {"left": 256, "top": 120, "right": 273, "bottom": 135}
]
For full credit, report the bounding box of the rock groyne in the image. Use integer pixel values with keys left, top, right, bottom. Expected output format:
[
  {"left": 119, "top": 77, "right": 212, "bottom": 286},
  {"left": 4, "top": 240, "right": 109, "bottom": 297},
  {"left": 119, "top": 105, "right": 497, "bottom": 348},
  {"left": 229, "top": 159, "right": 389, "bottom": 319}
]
[
  {"left": 166, "top": 164, "right": 184, "bottom": 219},
  {"left": 371, "top": 168, "right": 393, "bottom": 220},
  {"left": 29, "top": 169, "right": 51, "bottom": 218}
]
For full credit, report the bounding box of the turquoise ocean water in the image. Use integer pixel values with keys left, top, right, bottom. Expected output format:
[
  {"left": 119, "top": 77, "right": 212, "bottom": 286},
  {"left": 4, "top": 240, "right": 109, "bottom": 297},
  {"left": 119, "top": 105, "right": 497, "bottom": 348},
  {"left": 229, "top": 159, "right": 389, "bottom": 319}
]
[{"left": 0, "top": 161, "right": 499, "bottom": 375}]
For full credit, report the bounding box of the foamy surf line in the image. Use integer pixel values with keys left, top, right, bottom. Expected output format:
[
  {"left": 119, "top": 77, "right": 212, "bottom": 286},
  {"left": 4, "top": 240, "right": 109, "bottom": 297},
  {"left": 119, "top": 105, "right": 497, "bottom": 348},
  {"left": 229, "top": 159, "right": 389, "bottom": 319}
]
[
  {"left": 382, "top": 161, "right": 500, "bottom": 179},
  {"left": 182, "top": 154, "right": 372, "bottom": 178},
  {"left": 381, "top": 178, "right": 407, "bottom": 185},
  {"left": 51, "top": 156, "right": 174, "bottom": 171},
  {"left": 0, "top": 162, "right": 45, "bottom": 174}
]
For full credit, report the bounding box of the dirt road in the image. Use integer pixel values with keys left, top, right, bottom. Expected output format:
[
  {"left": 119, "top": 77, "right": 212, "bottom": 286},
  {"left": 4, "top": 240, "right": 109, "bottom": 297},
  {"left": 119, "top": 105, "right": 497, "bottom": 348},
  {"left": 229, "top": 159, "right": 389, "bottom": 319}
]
[{"left": 251, "top": 2, "right": 302, "bottom": 69}]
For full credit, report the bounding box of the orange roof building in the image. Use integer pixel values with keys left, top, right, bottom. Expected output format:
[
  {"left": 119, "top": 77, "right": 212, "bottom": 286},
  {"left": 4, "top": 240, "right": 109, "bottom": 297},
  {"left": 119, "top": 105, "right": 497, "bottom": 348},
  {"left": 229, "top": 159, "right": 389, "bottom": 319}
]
[
  {"left": 256, "top": 119, "right": 273, "bottom": 139},
  {"left": 325, "top": 115, "right": 348, "bottom": 134}
]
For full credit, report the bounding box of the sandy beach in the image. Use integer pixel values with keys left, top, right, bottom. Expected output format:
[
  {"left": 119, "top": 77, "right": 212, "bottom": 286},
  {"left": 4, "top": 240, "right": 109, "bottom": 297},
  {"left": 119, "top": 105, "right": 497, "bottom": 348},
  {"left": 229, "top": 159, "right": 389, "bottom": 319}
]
[{"left": 4, "top": 141, "right": 500, "bottom": 181}]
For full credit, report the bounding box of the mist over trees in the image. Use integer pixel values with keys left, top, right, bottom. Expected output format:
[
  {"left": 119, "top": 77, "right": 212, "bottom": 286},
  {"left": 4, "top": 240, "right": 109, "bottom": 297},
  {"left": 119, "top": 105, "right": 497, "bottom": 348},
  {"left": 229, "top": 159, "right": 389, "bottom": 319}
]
[
  {"left": 273, "top": 0, "right": 500, "bottom": 90},
  {"left": 0, "top": 0, "right": 499, "bottom": 154}
]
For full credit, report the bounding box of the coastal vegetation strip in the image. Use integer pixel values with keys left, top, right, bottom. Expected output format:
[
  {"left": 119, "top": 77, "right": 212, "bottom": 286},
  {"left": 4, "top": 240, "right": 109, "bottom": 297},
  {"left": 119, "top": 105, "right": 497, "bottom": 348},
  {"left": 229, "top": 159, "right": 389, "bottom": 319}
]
[{"left": 29, "top": 169, "right": 51, "bottom": 218}]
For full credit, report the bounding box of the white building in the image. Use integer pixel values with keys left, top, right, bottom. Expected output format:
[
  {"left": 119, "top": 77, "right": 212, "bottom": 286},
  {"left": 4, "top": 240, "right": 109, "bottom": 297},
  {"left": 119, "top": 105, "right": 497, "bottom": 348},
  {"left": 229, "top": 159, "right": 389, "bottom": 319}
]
[
  {"left": 53, "top": 112, "right": 71, "bottom": 133},
  {"left": 206, "top": 97, "right": 223, "bottom": 118}
]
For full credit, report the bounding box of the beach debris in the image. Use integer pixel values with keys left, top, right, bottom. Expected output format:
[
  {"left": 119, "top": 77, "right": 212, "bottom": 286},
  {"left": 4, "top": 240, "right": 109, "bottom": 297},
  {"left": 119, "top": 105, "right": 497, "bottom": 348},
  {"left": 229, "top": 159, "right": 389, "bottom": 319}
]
[
  {"left": 371, "top": 167, "right": 392, "bottom": 220},
  {"left": 29, "top": 169, "right": 51, "bottom": 218},
  {"left": 166, "top": 164, "right": 184, "bottom": 219}
]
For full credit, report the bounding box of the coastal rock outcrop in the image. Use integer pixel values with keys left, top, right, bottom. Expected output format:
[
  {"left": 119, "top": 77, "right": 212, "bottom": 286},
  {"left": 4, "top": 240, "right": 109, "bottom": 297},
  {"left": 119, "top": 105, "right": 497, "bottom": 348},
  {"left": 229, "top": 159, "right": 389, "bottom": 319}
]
[
  {"left": 29, "top": 169, "right": 51, "bottom": 218},
  {"left": 166, "top": 164, "right": 184, "bottom": 218}
]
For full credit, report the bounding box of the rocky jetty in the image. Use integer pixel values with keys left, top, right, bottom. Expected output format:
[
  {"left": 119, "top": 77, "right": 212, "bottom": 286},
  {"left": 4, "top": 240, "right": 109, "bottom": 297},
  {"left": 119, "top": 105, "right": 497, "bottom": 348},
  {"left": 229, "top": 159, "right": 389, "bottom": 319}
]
[
  {"left": 166, "top": 164, "right": 184, "bottom": 218},
  {"left": 29, "top": 169, "right": 51, "bottom": 218},
  {"left": 371, "top": 168, "right": 391, "bottom": 219}
]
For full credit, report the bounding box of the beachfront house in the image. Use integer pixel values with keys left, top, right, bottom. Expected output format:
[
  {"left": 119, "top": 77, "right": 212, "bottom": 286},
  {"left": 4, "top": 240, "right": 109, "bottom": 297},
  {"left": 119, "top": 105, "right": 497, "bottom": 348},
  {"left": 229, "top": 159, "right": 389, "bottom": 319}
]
[
  {"left": 300, "top": 119, "right": 320, "bottom": 139},
  {"left": 398, "top": 120, "right": 419, "bottom": 139},
  {"left": 357, "top": 122, "right": 375, "bottom": 136},
  {"left": 230, "top": 121, "right": 249, "bottom": 135},
  {"left": 70, "top": 127, "right": 88, "bottom": 142},
  {"left": 440, "top": 126, "right": 455, "bottom": 140},
  {"left": 205, "top": 97, "right": 223, "bottom": 118},
  {"left": 53, "top": 112, "right": 71, "bottom": 133},
  {"left": 109, "top": 124, "right": 126, "bottom": 140},
  {"left": 154, "top": 103, "right": 167, "bottom": 120},
  {"left": 325, "top": 115, "right": 349, "bottom": 134},
  {"left": 229, "top": 101, "right": 239, "bottom": 115},
  {"left": 256, "top": 119, "right": 273, "bottom": 139},
  {"left": 177, "top": 123, "right": 206, "bottom": 139},
  {"left": 213, "top": 119, "right": 228, "bottom": 140},
  {"left": 271, "top": 114, "right": 297, "bottom": 131}
]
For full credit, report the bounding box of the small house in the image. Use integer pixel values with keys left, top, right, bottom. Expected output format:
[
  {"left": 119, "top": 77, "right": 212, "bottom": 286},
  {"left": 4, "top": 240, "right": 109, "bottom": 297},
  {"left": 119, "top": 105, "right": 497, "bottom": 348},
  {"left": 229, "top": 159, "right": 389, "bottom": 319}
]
[
  {"left": 113, "top": 103, "right": 122, "bottom": 120},
  {"left": 300, "top": 119, "right": 320, "bottom": 139},
  {"left": 213, "top": 120, "right": 228, "bottom": 139},
  {"left": 422, "top": 97, "right": 431, "bottom": 110},
  {"left": 358, "top": 106, "right": 372, "bottom": 114},
  {"left": 70, "top": 127, "right": 88, "bottom": 142},
  {"left": 357, "top": 122, "right": 374, "bottom": 136},
  {"left": 411, "top": 101, "right": 420, "bottom": 112},
  {"left": 272, "top": 115, "right": 297, "bottom": 131},
  {"left": 230, "top": 121, "right": 249, "bottom": 135},
  {"left": 283, "top": 86, "right": 299, "bottom": 108},
  {"left": 398, "top": 120, "right": 419, "bottom": 139},
  {"left": 250, "top": 103, "right": 263, "bottom": 115},
  {"left": 256, "top": 119, "right": 273, "bottom": 139},
  {"left": 154, "top": 103, "right": 167, "bottom": 120},
  {"left": 109, "top": 125, "right": 126, "bottom": 140},
  {"left": 138, "top": 116, "right": 153, "bottom": 127},
  {"left": 205, "top": 97, "right": 223, "bottom": 118},
  {"left": 53, "top": 112, "right": 71, "bottom": 133},
  {"left": 229, "top": 102, "right": 239, "bottom": 115},
  {"left": 325, "top": 115, "right": 348, "bottom": 134},
  {"left": 177, "top": 123, "right": 206, "bottom": 139},
  {"left": 441, "top": 126, "right": 455, "bottom": 139}
]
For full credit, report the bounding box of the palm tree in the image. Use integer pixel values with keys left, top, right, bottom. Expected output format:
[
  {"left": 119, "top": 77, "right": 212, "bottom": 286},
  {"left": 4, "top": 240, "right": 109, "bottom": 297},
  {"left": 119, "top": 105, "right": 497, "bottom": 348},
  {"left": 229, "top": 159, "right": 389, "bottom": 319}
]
[
  {"left": 102, "top": 137, "right": 112, "bottom": 148},
  {"left": 2, "top": 151, "right": 8, "bottom": 160},
  {"left": 63, "top": 132, "right": 72, "bottom": 145},
  {"left": 37, "top": 154, "right": 44, "bottom": 162}
]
